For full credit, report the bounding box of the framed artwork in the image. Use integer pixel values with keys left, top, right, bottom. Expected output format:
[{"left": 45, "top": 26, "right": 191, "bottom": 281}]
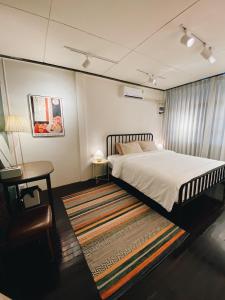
[{"left": 28, "top": 95, "right": 65, "bottom": 137}]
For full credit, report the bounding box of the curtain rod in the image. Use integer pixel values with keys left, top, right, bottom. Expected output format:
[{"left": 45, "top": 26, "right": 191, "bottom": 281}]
[{"left": 0, "top": 53, "right": 164, "bottom": 92}]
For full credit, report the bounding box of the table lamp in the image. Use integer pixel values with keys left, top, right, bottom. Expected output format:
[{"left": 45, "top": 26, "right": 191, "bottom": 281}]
[
  {"left": 157, "top": 143, "right": 164, "bottom": 150},
  {"left": 94, "top": 150, "right": 104, "bottom": 162},
  {"left": 5, "top": 115, "right": 30, "bottom": 165}
]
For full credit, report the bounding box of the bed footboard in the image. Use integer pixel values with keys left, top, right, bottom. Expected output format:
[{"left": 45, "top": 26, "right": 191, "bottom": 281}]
[{"left": 178, "top": 164, "right": 225, "bottom": 205}]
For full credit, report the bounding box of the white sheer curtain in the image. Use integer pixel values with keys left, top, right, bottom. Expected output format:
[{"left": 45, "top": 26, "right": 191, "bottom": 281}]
[{"left": 164, "top": 75, "right": 225, "bottom": 161}]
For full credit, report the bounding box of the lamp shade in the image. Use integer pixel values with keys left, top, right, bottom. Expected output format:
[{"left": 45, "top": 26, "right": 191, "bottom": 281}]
[
  {"left": 157, "top": 143, "right": 163, "bottom": 150},
  {"left": 94, "top": 150, "right": 104, "bottom": 162},
  {"left": 5, "top": 115, "right": 30, "bottom": 133},
  {"left": 200, "top": 46, "right": 216, "bottom": 64}
]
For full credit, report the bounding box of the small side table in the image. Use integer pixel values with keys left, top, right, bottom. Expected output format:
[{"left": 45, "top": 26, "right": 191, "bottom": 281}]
[
  {"left": 92, "top": 159, "right": 109, "bottom": 183},
  {"left": 0, "top": 161, "right": 54, "bottom": 220}
]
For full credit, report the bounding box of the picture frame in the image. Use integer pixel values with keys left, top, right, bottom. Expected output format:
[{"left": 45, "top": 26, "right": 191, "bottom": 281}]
[{"left": 28, "top": 95, "right": 65, "bottom": 137}]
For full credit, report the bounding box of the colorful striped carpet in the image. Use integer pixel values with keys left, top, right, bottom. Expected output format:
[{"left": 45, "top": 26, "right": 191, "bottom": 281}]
[{"left": 62, "top": 183, "right": 189, "bottom": 300}]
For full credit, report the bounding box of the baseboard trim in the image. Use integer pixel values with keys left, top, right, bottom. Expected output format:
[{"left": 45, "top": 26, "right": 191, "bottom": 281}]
[{"left": 42, "top": 178, "right": 112, "bottom": 199}]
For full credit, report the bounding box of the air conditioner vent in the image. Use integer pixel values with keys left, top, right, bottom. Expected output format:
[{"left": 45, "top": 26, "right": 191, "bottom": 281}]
[{"left": 123, "top": 86, "right": 144, "bottom": 99}]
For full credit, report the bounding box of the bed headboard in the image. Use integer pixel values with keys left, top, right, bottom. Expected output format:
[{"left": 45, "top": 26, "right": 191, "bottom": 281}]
[{"left": 106, "top": 133, "right": 153, "bottom": 156}]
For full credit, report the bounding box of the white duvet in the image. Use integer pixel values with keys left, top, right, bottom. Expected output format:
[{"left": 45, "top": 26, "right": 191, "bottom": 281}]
[{"left": 109, "top": 150, "right": 224, "bottom": 212}]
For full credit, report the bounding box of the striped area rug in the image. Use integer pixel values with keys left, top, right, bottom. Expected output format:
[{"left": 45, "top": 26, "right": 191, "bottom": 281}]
[{"left": 62, "top": 183, "right": 189, "bottom": 300}]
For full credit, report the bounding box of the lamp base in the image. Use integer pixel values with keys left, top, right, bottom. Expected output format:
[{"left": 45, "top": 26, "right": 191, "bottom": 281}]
[{"left": 96, "top": 158, "right": 103, "bottom": 162}]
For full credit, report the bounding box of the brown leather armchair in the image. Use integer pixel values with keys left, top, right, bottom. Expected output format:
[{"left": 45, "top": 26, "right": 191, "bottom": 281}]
[
  {"left": 0, "top": 186, "right": 10, "bottom": 246},
  {"left": 7, "top": 204, "right": 54, "bottom": 260}
]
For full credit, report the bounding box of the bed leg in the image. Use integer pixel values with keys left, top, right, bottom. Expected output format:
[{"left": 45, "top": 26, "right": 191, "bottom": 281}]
[
  {"left": 222, "top": 182, "right": 225, "bottom": 205},
  {"left": 177, "top": 205, "right": 183, "bottom": 226}
]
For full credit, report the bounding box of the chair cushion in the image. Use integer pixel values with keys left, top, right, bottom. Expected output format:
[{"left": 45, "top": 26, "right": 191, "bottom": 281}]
[{"left": 9, "top": 204, "right": 52, "bottom": 241}]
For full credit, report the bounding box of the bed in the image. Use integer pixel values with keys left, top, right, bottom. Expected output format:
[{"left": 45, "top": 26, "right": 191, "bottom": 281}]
[{"left": 106, "top": 133, "right": 225, "bottom": 213}]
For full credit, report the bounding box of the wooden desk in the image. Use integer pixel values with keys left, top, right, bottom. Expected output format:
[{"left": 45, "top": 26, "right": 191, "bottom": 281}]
[{"left": 0, "top": 161, "right": 54, "bottom": 218}]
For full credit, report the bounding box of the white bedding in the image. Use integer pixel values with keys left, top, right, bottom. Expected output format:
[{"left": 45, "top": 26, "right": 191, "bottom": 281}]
[{"left": 108, "top": 150, "right": 224, "bottom": 212}]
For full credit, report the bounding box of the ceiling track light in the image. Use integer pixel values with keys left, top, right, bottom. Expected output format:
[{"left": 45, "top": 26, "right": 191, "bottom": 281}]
[
  {"left": 82, "top": 56, "right": 91, "bottom": 68},
  {"left": 180, "top": 25, "right": 216, "bottom": 64},
  {"left": 200, "top": 44, "right": 216, "bottom": 64},
  {"left": 180, "top": 27, "right": 195, "bottom": 48},
  {"left": 137, "top": 69, "right": 165, "bottom": 87},
  {"left": 148, "top": 75, "right": 157, "bottom": 86},
  {"left": 64, "top": 46, "right": 118, "bottom": 68}
]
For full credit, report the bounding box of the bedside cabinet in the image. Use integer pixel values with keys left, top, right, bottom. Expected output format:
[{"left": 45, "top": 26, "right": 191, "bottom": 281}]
[{"left": 92, "top": 159, "right": 109, "bottom": 183}]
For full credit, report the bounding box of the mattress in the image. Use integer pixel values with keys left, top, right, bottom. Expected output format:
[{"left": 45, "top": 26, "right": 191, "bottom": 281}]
[{"left": 108, "top": 150, "right": 224, "bottom": 212}]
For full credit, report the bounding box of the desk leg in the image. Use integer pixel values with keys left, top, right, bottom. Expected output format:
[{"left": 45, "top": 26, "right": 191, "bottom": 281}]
[
  {"left": 3, "top": 184, "right": 21, "bottom": 214},
  {"left": 15, "top": 185, "right": 20, "bottom": 199},
  {"left": 3, "top": 185, "right": 12, "bottom": 215},
  {"left": 46, "top": 175, "right": 55, "bottom": 223}
]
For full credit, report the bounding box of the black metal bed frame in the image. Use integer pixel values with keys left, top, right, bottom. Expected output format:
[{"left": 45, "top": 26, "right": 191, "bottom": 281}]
[
  {"left": 106, "top": 133, "right": 225, "bottom": 208},
  {"left": 106, "top": 133, "right": 153, "bottom": 158}
]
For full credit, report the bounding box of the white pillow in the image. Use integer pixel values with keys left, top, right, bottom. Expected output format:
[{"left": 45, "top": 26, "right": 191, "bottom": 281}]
[
  {"left": 138, "top": 141, "right": 158, "bottom": 152},
  {"left": 120, "top": 142, "right": 143, "bottom": 155}
]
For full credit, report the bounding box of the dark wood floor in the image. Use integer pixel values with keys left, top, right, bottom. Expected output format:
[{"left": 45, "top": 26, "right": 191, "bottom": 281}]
[{"left": 1, "top": 179, "right": 225, "bottom": 300}]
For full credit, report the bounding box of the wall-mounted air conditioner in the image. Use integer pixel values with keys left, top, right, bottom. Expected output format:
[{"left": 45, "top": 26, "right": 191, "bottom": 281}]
[{"left": 123, "top": 86, "right": 144, "bottom": 99}]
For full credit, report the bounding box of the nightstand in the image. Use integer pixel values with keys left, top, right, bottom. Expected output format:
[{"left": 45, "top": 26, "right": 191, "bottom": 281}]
[{"left": 92, "top": 159, "right": 109, "bottom": 183}]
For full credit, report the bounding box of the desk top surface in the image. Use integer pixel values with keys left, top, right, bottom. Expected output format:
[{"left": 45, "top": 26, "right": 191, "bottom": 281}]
[{"left": 0, "top": 161, "right": 54, "bottom": 185}]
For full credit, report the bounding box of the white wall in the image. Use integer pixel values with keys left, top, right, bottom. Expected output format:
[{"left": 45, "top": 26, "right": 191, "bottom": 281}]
[
  {"left": 0, "top": 59, "right": 165, "bottom": 186},
  {"left": 77, "top": 73, "right": 164, "bottom": 179},
  {"left": 1, "top": 59, "right": 80, "bottom": 188}
]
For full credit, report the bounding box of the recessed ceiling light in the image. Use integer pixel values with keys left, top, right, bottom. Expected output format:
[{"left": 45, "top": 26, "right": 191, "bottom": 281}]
[
  {"left": 200, "top": 46, "right": 216, "bottom": 64},
  {"left": 180, "top": 28, "right": 195, "bottom": 48}
]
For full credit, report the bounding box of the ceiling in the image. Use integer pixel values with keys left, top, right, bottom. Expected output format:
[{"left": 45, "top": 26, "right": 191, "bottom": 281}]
[{"left": 0, "top": 0, "right": 225, "bottom": 90}]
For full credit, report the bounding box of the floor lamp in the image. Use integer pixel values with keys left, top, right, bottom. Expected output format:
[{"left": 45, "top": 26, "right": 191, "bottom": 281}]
[{"left": 5, "top": 115, "right": 30, "bottom": 166}]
